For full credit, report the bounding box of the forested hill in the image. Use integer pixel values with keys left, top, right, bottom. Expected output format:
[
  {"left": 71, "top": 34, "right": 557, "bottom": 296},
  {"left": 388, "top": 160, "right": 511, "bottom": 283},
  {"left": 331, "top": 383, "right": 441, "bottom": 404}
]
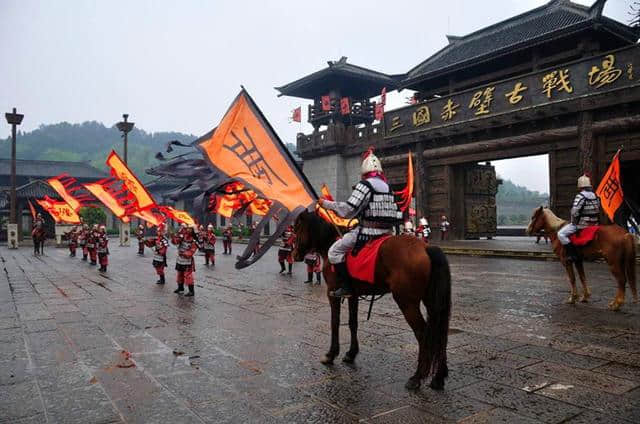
[
  {"left": 497, "top": 179, "right": 549, "bottom": 225},
  {"left": 0, "top": 121, "right": 197, "bottom": 182}
]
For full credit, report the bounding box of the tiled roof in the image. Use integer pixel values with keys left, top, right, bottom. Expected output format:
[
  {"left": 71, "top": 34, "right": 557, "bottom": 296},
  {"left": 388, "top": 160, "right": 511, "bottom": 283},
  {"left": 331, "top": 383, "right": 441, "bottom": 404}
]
[
  {"left": 404, "top": 0, "right": 639, "bottom": 85},
  {"left": 0, "top": 158, "right": 109, "bottom": 180},
  {"left": 276, "top": 57, "right": 399, "bottom": 99}
]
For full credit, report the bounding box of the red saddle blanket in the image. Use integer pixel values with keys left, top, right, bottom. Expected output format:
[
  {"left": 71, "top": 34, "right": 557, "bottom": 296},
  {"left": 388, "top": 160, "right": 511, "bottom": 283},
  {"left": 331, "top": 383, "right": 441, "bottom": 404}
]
[
  {"left": 569, "top": 226, "right": 600, "bottom": 246},
  {"left": 345, "top": 235, "right": 392, "bottom": 284}
]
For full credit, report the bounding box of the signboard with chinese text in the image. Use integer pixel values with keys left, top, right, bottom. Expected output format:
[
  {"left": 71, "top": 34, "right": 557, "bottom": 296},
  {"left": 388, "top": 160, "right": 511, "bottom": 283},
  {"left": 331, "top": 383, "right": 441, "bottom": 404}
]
[{"left": 384, "top": 45, "right": 640, "bottom": 138}]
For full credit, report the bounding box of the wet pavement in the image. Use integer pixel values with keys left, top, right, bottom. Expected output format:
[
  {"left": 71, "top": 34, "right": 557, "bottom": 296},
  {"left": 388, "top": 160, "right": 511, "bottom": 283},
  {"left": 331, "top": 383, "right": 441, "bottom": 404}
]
[{"left": 1, "top": 242, "right": 639, "bottom": 423}]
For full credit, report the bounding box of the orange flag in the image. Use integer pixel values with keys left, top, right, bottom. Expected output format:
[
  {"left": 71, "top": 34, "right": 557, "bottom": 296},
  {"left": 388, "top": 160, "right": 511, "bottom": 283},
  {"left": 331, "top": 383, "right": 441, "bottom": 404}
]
[
  {"left": 36, "top": 196, "right": 81, "bottom": 224},
  {"left": 27, "top": 200, "right": 37, "bottom": 220},
  {"left": 316, "top": 184, "right": 357, "bottom": 228},
  {"left": 47, "top": 177, "right": 81, "bottom": 211},
  {"left": 596, "top": 150, "right": 624, "bottom": 221},
  {"left": 84, "top": 183, "right": 129, "bottom": 221},
  {"left": 106, "top": 150, "right": 156, "bottom": 211},
  {"left": 132, "top": 209, "right": 164, "bottom": 227},
  {"left": 160, "top": 206, "right": 196, "bottom": 226},
  {"left": 394, "top": 152, "right": 414, "bottom": 212},
  {"left": 197, "top": 89, "right": 316, "bottom": 214}
]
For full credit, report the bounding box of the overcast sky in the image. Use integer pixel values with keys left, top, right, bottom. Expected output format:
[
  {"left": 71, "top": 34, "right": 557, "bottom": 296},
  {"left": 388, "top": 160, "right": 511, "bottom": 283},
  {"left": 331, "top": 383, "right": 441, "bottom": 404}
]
[{"left": 0, "top": 0, "right": 633, "bottom": 193}]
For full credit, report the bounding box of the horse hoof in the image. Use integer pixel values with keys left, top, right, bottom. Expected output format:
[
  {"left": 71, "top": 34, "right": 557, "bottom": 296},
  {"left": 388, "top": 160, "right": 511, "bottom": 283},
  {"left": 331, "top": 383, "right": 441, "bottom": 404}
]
[
  {"left": 429, "top": 378, "right": 445, "bottom": 391},
  {"left": 565, "top": 295, "right": 578, "bottom": 305},
  {"left": 405, "top": 378, "right": 421, "bottom": 391},
  {"left": 608, "top": 300, "right": 623, "bottom": 311},
  {"left": 320, "top": 355, "right": 334, "bottom": 365},
  {"left": 342, "top": 354, "right": 356, "bottom": 364}
]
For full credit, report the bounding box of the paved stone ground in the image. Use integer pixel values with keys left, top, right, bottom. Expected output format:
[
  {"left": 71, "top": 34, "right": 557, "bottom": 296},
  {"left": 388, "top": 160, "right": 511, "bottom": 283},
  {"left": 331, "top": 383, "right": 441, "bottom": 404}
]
[{"left": 1, "top": 242, "right": 639, "bottom": 423}]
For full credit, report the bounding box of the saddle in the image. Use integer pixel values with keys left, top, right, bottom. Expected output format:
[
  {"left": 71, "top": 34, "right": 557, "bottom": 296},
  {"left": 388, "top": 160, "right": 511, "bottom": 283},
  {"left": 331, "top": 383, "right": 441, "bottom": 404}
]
[
  {"left": 569, "top": 225, "right": 600, "bottom": 247},
  {"left": 345, "top": 235, "right": 392, "bottom": 284}
]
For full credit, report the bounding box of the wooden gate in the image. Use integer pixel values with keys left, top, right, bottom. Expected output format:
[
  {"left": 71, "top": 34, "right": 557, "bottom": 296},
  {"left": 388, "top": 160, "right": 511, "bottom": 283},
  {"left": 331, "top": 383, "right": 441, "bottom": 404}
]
[{"left": 464, "top": 164, "right": 499, "bottom": 239}]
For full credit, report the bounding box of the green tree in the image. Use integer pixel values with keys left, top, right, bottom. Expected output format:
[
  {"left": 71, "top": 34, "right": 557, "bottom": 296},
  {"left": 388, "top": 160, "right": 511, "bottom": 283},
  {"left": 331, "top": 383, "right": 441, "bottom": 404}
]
[{"left": 79, "top": 207, "right": 106, "bottom": 226}]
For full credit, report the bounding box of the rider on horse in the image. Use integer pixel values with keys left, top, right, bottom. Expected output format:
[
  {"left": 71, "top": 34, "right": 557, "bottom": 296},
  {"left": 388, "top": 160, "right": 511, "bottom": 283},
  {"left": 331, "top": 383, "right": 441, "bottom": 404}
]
[
  {"left": 557, "top": 175, "right": 601, "bottom": 262},
  {"left": 318, "top": 148, "right": 402, "bottom": 298}
]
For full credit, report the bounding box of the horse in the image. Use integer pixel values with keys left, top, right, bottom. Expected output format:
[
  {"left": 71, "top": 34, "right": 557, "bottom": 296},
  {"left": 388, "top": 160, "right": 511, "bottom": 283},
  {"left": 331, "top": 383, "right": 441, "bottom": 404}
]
[
  {"left": 32, "top": 227, "right": 46, "bottom": 256},
  {"left": 527, "top": 206, "right": 637, "bottom": 311},
  {"left": 292, "top": 210, "right": 452, "bottom": 391}
]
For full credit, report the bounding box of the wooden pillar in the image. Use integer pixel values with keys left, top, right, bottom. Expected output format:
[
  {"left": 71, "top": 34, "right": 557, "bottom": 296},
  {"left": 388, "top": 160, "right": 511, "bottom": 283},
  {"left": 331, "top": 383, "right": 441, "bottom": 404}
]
[
  {"left": 548, "top": 151, "right": 557, "bottom": 210},
  {"left": 16, "top": 199, "right": 23, "bottom": 241},
  {"left": 578, "top": 110, "right": 596, "bottom": 177},
  {"left": 414, "top": 141, "right": 427, "bottom": 218}
]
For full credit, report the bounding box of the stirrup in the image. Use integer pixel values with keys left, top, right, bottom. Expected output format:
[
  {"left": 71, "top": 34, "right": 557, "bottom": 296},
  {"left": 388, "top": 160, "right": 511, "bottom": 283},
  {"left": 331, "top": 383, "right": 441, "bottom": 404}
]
[{"left": 331, "top": 287, "right": 352, "bottom": 298}]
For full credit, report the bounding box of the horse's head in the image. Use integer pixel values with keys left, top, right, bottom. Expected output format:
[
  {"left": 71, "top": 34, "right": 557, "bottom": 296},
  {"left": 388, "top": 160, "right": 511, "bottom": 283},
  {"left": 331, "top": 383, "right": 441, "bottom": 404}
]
[
  {"left": 292, "top": 210, "right": 314, "bottom": 262},
  {"left": 526, "top": 206, "right": 545, "bottom": 236}
]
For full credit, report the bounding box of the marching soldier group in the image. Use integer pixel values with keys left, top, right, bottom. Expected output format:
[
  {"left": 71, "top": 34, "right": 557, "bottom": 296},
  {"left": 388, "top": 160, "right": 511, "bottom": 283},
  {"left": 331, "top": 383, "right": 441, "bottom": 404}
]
[{"left": 62, "top": 224, "right": 109, "bottom": 272}]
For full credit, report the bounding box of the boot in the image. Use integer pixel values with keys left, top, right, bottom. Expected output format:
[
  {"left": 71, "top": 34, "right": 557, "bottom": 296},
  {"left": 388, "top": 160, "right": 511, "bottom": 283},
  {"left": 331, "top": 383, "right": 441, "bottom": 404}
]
[
  {"left": 316, "top": 272, "right": 322, "bottom": 285},
  {"left": 184, "top": 285, "right": 195, "bottom": 297},
  {"left": 174, "top": 283, "right": 184, "bottom": 294},
  {"left": 279, "top": 261, "right": 286, "bottom": 274},
  {"left": 287, "top": 263, "right": 293, "bottom": 275},
  {"left": 304, "top": 272, "right": 313, "bottom": 284},
  {"left": 82, "top": 254, "right": 87, "bottom": 261},
  {"left": 564, "top": 243, "right": 579, "bottom": 263},
  {"left": 157, "top": 274, "right": 165, "bottom": 285},
  {"left": 331, "top": 262, "right": 352, "bottom": 298}
]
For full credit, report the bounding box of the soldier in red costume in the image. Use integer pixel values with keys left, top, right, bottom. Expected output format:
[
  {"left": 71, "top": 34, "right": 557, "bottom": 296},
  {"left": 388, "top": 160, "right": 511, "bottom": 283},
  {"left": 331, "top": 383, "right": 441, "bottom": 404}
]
[
  {"left": 87, "top": 224, "right": 99, "bottom": 265},
  {"left": 203, "top": 224, "right": 216, "bottom": 267},
  {"left": 303, "top": 250, "right": 322, "bottom": 285},
  {"left": 135, "top": 224, "right": 145, "bottom": 255},
  {"left": 171, "top": 224, "right": 198, "bottom": 297},
  {"left": 278, "top": 225, "right": 295, "bottom": 275},
  {"left": 78, "top": 224, "right": 89, "bottom": 261},
  {"left": 97, "top": 225, "right": 109, "bottom": 273},
  {"left": 416, "top": 217, "right": 431, "bottom": 242},
  {"left": 222, "top": 226, "right": 233, "bottom": 255},
  {"left": 145, "top": 223, "right": 169, "bottom": 284},
  {"left": 64, "top": 226, "right": 79, "bottom": 257}
]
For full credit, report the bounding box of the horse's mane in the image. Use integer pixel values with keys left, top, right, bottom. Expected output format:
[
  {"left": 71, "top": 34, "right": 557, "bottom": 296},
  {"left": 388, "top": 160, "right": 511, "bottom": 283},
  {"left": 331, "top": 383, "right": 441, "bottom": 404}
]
[
  {"left": 306, "top": 211, "right": 339, "bottom": 254},
  {"left": 543, "top": 208, "right": 567, "bottom": 232}
]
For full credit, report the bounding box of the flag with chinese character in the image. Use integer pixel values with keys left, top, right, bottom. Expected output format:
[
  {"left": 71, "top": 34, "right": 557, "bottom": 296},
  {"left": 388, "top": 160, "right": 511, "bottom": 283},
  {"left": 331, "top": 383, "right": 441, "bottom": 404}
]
[
  {"left": 380, "top": 87, "right": 387, "bottom": 106},
  {"left": 106, "top": 151, "right": 156, "bottom": 211},
  {"left": 83, "top": 181, "right": 133, "bottom": 222},
  {"left": 36, "top": 196, "right": 81, "bottom": 224},
  {"left": 195, "top": 89, "right": 317, "bottom": 268},
  {"left": 47, "top": 174, "right": 93, "bottom": 211},
  {"left": 132, "top": 209, "right": 165, "bottom": 227},
  {"left": 394, "top": 152, "right": 414, "bottom": 212},
  {"left": 340, "top": 97, "right": 350, "bottom": 115},
  {"left": 596, "top": 150, "right": 623, "bottom": 221},
  {"left": 321, "top": 95, "right": 331, "bottom": 111},
  {"left": 158, "top": 206, "right": 196, "bottom": 226},
  {"left": 291, "top": 107, "right": 301, "bottom": 123}
]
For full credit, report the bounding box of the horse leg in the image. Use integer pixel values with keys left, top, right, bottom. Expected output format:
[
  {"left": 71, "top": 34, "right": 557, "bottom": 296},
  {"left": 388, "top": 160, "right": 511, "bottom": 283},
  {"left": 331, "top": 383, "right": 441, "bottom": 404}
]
[
  {"left": 607, "top": 258, "right": 627, "bottom": 311},
  {"left": 396, "top": 299, "right": 426, "bottom": 390},
  {"left": 343, "top": 296, "right": 359, "bottom": 363},
  {"left": 321, "top": 296, "right": 340, "bottom": 365},
  {"left": 574, "top": 261, "right": 591, "bottom": 303},
  {"left": 564, "top": 263, "right": 579, "bottom": 304}
]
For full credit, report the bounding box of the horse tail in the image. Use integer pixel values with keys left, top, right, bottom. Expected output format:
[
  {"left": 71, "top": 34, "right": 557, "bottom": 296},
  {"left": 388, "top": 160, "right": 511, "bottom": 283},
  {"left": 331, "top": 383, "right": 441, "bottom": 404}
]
[
  {"left": 424, "top": 245, "right": 452, "bottom": 383},
  {"left": 624, "top": 233, "right": 636, "bottom": 293}
]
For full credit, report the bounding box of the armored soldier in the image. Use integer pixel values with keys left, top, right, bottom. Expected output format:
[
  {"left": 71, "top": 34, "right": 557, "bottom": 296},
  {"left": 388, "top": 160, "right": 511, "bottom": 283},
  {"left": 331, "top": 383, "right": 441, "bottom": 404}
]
[
  {"left": 64, "top": 226, "right": 78, "bottom": 257},
  {"left": 171, "top": 224, "right": 198, "bottom": 297},
  {"left": 278, "top": 225, "right": 295, "bottom": 275},
  {"left": 417, "top": 217, "right": 431, "bottom": 242},
  {"left": 78, "top": 224, "right": 89, "bottom": 261},
  {"left": 87, "top": 224, "right": 99, "bottom": 265},
  {"left": 440, "top": 216, "right": 450, "bottom": 241},
  {"left": 97, "top": 225, "right": 109, "bottom": 273},
  {"left": 203, "top": 224, "right": 216, "bottom": 267},
  {"left": 146, "top": 223, "right": 169, "bottom": 284},
  {"left": 557, "top": 175, "right": 601, "bottom": 262},
  {"left": 222, "top": 226, "right": 233, "bottom": 254},
  {"left": 403, "top": 220, "right": 414, "bottom": 236},
  {"left": 318, "top": 148, "right": 402, "bottom": 297},
  {"left": 136, "top": 224, "right": 146, "bottom": 255},
  {"left": 303, "top": 250, "right": 322, "bottom": 285}
]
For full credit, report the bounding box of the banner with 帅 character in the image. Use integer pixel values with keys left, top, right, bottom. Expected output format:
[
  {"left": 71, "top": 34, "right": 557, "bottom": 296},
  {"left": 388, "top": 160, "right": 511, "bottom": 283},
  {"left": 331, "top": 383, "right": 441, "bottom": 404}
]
[
  {"left": 596, "top": 150, "right": 623, "bottom": 221},
  {"left": 106, "top": 151, "right": 156, "bottom": 211},
  {"left": 36, "top": 196, "right": 81, "bottom": 224}
]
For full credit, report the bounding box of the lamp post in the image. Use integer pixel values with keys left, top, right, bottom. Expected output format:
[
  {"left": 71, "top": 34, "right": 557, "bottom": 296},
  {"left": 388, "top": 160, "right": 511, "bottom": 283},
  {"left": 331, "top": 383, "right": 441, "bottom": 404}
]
[
  {"left": 115, "top": 114, "right": 134, "bottom": 246},
  {"left": 5, "top": 108, "right": 23, "bottom": 249},
  {"left": 116, "top": 113, "right": 134, "bottom": 164}
]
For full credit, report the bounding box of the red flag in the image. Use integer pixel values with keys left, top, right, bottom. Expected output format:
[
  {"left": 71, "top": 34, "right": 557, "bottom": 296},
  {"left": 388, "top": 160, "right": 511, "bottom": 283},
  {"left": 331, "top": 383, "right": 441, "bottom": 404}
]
[
  {"left": 340, "top": 97, "right": 350, "bottom": 115},
  {"left": 291, "top": 106, "right": 301, "bottom": 123},
  {"left": 394, "top": 152, "right": 414, "bottom": 212},
  {"left": 596, "top": 150, "right": 624, "bottom": 220},
  {"left": 375, "top": 103, "right": 384, "bottom": 121},
  {"left": 321, "top": 95, "right": 331, "bottom": 111},
  {"left": 381, "top": 87, "right": 387, "bottom": 106}
]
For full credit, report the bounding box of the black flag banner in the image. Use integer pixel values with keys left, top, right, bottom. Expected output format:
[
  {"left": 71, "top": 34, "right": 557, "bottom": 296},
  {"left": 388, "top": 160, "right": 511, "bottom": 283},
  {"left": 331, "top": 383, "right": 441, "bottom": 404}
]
[{"left": 147, "top": 88, "right": 318, "bottom": 268}]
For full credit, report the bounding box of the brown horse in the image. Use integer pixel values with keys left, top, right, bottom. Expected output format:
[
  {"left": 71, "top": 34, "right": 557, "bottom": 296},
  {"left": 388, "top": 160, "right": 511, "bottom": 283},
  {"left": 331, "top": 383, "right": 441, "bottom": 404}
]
[
  {"left": 293, "top": 210, "right": 451, "bottom": 390},
  {"left": 32, "top": 227, "right": 46, "bottom": 256},
  {"left": 527, "top": 206, "right": 637, "bottom": 310}
]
